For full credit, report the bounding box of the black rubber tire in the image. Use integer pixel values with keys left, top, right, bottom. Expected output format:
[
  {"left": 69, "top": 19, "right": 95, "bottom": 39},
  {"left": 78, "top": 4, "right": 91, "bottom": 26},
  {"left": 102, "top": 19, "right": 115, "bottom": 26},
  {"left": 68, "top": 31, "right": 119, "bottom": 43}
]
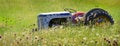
[{"left": 84, "top": 8, "right": 114, "bottom": 25}]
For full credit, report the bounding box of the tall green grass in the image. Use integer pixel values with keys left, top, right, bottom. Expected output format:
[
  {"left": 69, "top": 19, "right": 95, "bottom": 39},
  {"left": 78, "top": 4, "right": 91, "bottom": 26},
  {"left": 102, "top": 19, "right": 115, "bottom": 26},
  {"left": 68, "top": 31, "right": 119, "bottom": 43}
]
[{"left": 0, "top": 0, "right": 120, "bottom": 46}]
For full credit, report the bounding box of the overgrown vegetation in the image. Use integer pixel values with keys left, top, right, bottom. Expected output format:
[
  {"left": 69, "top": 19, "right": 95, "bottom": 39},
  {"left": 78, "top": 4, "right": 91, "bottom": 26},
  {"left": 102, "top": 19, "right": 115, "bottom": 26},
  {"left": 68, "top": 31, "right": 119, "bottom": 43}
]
[{"left": 0, "top": 0, "right": 120, "bottom": 46}]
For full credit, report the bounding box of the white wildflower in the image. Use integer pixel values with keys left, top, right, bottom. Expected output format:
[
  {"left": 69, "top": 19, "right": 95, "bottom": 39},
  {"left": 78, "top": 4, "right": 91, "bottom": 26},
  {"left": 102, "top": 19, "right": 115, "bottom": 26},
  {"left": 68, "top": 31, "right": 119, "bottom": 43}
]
[
  {"left": 92, "top": 28, "right": 95, "bottom": 31},
  {"left": 96, "top": 33, "right": 99, "bottom": 36},
  {"left": 113, "top": 38, "right": 117, "bottom": 41},
  {"left": 115, "top": 35, "right": 119, "bottom": 37},
  {"left": 90, "top": 40, "right": 94, "bottom": 43},
  {"left": 59, "top": 25, "right": 63, "bottom": 29},
  {"left": 83, "top": 37, "right": 87, "bottom": 40}
]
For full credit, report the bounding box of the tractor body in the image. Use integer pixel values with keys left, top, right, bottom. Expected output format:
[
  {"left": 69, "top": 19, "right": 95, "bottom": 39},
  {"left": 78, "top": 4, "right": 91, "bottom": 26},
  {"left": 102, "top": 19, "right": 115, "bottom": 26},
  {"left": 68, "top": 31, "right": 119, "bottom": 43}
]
[{"left": 38, "top": 8, "right": 114, "bottom": 30}]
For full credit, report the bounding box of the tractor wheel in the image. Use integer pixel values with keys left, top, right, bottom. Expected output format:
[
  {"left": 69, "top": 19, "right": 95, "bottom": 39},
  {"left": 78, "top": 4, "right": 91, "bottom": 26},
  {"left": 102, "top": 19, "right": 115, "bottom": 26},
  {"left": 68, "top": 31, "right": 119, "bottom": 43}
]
[{"left": 84, "top": 8, "right": 114, "bottom": 26}]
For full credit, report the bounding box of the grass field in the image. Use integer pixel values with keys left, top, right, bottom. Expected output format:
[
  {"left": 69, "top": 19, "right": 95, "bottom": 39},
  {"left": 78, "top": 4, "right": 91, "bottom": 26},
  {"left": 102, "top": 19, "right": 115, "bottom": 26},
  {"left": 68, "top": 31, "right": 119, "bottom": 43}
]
[{"left": 0, "top": 0, "right": 120, "bottom": 46}]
